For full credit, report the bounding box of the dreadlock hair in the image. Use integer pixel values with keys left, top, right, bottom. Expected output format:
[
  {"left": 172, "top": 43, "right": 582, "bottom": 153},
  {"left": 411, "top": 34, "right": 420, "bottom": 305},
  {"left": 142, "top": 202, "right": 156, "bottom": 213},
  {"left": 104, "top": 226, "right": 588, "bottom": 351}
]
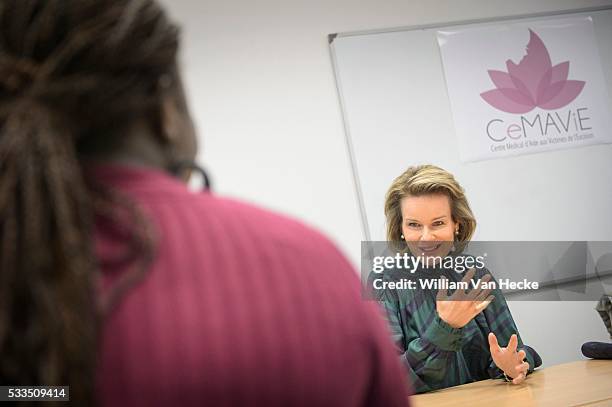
[{"left": 0, "top": 1, "right": 180, "bottom": 404}]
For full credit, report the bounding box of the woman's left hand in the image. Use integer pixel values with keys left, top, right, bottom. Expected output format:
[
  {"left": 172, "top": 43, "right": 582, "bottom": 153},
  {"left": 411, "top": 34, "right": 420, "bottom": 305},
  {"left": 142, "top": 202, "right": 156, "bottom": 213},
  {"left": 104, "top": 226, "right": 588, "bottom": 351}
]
[{"left": 488, "top": 333, "right": 530, "bottom": 384}]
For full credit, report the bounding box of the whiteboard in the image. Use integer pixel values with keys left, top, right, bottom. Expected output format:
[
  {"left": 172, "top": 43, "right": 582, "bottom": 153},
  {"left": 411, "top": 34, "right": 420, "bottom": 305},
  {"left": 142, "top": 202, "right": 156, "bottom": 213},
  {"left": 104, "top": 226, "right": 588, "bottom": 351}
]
[{"left": 330, "top": 6, "right": 612, "bottom": 247}]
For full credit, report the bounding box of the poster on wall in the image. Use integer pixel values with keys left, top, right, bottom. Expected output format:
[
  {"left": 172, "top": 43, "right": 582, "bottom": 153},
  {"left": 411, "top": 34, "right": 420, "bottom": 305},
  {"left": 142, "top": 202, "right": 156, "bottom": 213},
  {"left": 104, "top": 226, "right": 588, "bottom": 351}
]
[{"left": 437, "top": 16, "right": 612, "bottom": 162}]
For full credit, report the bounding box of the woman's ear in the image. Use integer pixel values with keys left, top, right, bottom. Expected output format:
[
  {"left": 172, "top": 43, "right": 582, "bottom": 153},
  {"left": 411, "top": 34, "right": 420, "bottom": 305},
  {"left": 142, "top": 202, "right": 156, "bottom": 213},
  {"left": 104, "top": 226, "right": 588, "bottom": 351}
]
[
  {"left": 159, "top": 94, "right": 182, "bottom": 145},
  {"left": 157, "top": 86, "right": 197, "bottom": 160},
  {"left": 155, "top": 69, "right": 198, "bottom": 172}
]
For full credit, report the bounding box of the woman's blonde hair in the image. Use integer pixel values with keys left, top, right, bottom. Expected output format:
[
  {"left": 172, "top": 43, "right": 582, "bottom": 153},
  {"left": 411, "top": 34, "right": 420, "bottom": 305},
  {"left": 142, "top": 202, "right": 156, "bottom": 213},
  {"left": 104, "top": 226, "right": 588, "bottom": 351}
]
[{"left": 384, "top": 165, "right": 476, "bottom": 251}]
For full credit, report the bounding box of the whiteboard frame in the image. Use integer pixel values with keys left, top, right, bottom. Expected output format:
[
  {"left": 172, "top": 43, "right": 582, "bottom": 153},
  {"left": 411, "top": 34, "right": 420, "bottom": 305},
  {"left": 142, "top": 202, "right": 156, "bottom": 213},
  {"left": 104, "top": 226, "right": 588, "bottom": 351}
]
[{"left": 328, "top": 5, "right": 612, "bottom": 242}]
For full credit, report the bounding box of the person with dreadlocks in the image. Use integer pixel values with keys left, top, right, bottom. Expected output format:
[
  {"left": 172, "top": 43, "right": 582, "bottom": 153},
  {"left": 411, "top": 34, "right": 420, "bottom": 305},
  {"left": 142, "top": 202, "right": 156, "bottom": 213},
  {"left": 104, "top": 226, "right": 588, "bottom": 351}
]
[{"left": 0, "top": 1, "right": 409, "bottom": 406}]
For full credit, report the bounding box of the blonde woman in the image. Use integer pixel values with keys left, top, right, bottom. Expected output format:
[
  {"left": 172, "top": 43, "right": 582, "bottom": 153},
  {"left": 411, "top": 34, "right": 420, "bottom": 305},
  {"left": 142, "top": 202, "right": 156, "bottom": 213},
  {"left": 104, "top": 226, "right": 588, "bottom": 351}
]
[{"left": 379, "top": 164, "right": 541, "bottom": 393}]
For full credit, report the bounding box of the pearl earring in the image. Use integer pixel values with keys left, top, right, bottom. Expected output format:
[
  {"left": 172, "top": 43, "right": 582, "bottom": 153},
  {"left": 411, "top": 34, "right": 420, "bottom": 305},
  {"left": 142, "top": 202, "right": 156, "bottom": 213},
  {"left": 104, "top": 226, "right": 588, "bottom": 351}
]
[{"left": 401, "top": 234, "right": 404, "bottom": 239}]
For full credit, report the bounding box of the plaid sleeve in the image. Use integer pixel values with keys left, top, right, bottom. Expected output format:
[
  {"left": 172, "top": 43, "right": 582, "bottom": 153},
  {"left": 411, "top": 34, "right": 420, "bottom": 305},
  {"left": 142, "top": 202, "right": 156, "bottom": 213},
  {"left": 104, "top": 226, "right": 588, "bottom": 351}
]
[
  {"left": 595, "top": 294, "right": 612, "bottom": 338},
  {"left": 379, "top": 285, "right": 467, "bottom": 393}
]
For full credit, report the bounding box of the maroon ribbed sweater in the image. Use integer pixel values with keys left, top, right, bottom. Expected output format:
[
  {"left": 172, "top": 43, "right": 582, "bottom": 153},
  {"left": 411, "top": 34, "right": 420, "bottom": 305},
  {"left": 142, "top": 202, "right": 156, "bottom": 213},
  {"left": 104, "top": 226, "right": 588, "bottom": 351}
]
[{"left": 92, "top": 164, "right": 409, "bottom": 406}]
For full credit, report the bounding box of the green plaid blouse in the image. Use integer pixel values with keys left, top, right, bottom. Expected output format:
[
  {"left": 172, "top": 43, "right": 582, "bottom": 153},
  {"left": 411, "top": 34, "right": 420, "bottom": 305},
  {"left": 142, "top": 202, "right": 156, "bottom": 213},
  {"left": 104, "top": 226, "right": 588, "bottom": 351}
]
[{"left": 375, "top": 266, "right": 539, "bottom": 393}]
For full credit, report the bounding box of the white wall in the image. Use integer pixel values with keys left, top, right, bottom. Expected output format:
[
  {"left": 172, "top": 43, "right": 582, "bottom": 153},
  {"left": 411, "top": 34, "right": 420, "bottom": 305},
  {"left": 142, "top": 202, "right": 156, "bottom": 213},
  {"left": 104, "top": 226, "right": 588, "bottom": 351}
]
[{"left": 160, "top": 0, "right": 612, "bottom": 368}]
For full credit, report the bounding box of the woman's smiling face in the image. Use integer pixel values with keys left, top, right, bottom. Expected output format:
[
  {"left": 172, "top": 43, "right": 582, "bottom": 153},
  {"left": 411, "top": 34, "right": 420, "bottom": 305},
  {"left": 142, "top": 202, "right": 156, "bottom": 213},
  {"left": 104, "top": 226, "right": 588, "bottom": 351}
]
[{"left": 400, "top": 193, "right": 457, "bottom": 259}]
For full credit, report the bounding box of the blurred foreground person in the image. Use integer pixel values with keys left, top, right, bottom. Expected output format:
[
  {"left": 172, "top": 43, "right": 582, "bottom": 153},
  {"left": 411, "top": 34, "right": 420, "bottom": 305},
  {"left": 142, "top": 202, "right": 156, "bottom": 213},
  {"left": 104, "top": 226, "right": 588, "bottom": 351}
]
[{"left": 0, "top": 1, "right": 409, "bottom": 405}]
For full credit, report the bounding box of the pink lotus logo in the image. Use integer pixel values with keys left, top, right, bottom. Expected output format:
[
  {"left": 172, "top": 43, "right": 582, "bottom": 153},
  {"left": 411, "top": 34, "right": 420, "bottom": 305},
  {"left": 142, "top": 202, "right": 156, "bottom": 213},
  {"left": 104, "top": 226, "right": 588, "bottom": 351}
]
[{"left": 480, "top": 29, "right": 585, "bottom": 114}]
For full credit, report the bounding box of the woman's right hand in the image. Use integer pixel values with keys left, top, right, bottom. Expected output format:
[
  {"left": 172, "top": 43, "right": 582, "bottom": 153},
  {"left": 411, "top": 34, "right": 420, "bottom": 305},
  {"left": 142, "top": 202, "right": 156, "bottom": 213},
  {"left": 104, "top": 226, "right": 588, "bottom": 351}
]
[{"left": 436, "top": 268, "right": 495, "bottom": 328}]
